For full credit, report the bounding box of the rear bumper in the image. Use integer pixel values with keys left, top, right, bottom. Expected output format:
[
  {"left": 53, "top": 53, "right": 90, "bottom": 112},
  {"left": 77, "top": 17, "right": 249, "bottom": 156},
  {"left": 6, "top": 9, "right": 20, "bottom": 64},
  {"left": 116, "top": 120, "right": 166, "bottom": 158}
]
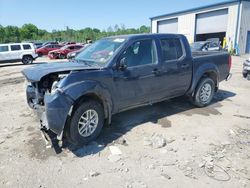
[{"left": 226, "top": 73, "right": 232, "bottom": 81}]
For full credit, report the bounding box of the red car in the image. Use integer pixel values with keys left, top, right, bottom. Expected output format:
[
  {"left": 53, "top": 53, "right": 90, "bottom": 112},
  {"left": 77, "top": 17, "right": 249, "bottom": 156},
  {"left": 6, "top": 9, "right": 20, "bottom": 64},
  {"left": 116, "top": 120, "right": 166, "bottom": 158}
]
[
  {"left": 36, "top": 44, "right": 63, "bottom": 56},
  {"left": 48, "top": 44, "right": 84, "bottom": 59}
]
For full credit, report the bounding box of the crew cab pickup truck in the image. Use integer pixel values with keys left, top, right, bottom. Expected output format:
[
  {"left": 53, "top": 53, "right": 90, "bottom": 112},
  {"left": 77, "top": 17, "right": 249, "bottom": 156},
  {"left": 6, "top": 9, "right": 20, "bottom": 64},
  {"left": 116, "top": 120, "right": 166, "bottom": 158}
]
[{"left": 22, "top": 34, "right": 232, "bottom": 145}]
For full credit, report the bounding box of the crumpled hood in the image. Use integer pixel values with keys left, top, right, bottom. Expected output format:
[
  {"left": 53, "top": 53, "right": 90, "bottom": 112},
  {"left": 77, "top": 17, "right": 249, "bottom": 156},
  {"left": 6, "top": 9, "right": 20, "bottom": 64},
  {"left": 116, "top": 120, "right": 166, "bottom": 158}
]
[{"left": 22, "top": 61, "right": 100, "bottom": 82}]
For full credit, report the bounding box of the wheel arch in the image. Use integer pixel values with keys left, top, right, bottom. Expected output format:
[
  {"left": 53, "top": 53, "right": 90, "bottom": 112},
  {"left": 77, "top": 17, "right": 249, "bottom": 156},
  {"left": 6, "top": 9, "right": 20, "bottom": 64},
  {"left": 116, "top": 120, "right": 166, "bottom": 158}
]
[{"left": 187, "top": 64, "right": 220, "bottom": 96}]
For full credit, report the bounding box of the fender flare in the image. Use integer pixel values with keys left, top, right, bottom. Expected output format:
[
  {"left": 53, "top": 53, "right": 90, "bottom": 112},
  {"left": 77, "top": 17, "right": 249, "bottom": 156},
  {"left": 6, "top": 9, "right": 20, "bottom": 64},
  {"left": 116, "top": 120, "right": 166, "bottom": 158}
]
[
  {"left": 64, "top": 80, "right": 113, "bottom": 123},
  {"left": 187, "top": 63, "right": 219, "bottom": 96}
]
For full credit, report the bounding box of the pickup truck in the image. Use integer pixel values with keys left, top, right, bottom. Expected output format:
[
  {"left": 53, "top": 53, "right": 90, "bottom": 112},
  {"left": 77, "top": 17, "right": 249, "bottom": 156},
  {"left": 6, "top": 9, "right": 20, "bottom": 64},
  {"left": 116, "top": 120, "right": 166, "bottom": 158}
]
[{"left": 22, "top": 34, "right": 232, "bottom": 145}]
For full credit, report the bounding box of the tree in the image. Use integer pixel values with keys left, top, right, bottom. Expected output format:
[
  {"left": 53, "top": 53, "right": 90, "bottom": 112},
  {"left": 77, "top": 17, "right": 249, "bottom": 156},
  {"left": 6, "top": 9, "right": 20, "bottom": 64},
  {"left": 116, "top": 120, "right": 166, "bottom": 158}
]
[
  {"left": 0, "top": 23, "right": 150, "bottom": 43},
  {"left": 139, "top": 25, "right": 150, "bottom": 33},
  {"left": 20, "top": 24, "right": 38, "bottom": 41},
  {"left": 0, "top": 25, "right": 5, "bottom": 43},
  {"left": 4, "top": 25, "right": 20, "bottom": 42}
]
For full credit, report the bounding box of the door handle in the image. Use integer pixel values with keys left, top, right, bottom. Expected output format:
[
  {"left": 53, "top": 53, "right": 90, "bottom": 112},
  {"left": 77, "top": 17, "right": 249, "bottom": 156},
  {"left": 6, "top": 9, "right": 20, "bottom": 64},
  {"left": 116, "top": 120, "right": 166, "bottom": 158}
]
[
  {"left": 152, "top": 69, "right": 161, "bottom": 75},
  {"left": 181, "top": 63, "right": 189, "bottom": 68}
]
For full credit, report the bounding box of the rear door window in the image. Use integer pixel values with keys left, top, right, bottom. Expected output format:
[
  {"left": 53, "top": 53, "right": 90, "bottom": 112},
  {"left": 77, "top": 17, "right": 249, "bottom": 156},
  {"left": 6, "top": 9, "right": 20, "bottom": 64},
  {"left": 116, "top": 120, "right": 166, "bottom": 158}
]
[
  {"left": 23, "top": 44, "right": 31, "bottom": 50},
  {"left": 0, "top": 46, "right": 9, "bottom": 52},
  {"left": 160, "top": 38, "right": 183, "bottom": 62},
  {"left": 10, "top": 45, "right": 21, "bottom": 51}
]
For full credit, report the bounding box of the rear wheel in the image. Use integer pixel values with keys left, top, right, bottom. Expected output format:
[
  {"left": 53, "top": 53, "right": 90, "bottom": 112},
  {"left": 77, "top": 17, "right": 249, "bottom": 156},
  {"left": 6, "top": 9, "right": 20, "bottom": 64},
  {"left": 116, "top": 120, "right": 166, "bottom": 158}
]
[
  {"left": 192, "top": 77, "right": 215, "bottom": 107},
  {"left": 22, "top": 55, "right": 33, "bottom": 64},
  {"left": 59, "top": 54, "right": 66, "bottom": 59},
  {"left": 69, "top": 100, "right": 104, "bottom": 145},
  {"left": 247, "top": 74, "right": 250, "bottom": 81}
]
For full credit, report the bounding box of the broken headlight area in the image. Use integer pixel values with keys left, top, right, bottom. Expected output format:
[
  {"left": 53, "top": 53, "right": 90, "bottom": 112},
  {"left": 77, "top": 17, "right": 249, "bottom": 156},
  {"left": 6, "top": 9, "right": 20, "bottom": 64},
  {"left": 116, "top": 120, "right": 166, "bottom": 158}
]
[{"left": 40, "top": 73, "right": 68, "bottom": 95}]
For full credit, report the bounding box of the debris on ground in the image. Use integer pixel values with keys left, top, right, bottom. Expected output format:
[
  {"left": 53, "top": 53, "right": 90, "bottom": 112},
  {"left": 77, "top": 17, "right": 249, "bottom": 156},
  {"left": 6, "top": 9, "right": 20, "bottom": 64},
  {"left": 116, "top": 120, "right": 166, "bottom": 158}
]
[
  {"left": 89, "top": 171, "right": 101, "bottom": 177},
  {"left": 109, "top": 146, "right": 122, "bottom": 155},
  {"left": 108, "top": 154, "right": 121, "bottom": 162},
  {"left": 113, "top": 137, "right": 128, "bottom": 146},
  {"left": 143, "top": 134, "right": 166, "bottom": 149}
]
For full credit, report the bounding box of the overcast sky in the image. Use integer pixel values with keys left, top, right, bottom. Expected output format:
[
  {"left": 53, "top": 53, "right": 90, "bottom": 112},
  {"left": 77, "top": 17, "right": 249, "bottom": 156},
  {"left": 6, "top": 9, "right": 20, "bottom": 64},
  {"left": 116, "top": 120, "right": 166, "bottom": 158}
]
[{"left": 0, "top": 0, "right": 228, "bottom": 31}]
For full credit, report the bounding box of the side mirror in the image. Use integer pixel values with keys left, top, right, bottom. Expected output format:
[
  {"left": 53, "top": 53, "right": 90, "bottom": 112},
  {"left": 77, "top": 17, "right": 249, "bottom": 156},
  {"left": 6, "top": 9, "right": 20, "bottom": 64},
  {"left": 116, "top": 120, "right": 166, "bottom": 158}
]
[{"left": 119, "top": 57, "right": 127, "bottom": 71}]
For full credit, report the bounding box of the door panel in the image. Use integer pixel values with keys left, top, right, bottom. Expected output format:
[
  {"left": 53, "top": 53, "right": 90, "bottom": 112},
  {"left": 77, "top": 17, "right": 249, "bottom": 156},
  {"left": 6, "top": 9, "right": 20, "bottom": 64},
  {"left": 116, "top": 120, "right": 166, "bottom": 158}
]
[
  {"left": 10, "top": 45, "right": 22, "bottom": 60},
  {"left": 158, "top": 38, "right": 192, "bottom": 97},
  {"left": 113, "top": 39, "right": 162, "bottom": 110}
]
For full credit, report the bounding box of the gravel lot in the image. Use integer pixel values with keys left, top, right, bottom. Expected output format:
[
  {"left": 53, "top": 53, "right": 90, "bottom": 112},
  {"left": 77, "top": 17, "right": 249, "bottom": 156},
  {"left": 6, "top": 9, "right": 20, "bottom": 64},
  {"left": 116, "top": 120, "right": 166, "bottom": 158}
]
[{"left": 0, "top": 56, "right": 249, "bottom": 188}]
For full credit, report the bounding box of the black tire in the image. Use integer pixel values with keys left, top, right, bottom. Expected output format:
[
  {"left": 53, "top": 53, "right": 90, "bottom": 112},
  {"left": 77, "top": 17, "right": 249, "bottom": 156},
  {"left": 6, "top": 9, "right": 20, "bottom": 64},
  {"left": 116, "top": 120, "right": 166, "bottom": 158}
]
[
  {"left": 38, "top": 52, "right": 43, "bottom": 57},
  {"left": 59, "top": 54, "right": 66, "bottom": 59},
  {"left": 22, "top": 55, "right": 33, "bottom": 64},
  {"left": 247, "top": 74, "right": 250, "bottom": 81},
  {"left": 69, "top": 100, "right": 104, "bottom": 145},
  {"left": 192, "top": 77, "right": 215, "bottom": 107}
]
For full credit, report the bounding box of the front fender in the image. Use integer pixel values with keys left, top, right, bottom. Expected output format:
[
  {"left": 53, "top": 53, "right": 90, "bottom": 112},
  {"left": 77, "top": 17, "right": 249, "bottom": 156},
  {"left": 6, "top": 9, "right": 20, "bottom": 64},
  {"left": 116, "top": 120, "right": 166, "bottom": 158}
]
[
  {"left": 187, "top": 63, "right": 219, "bottom": 96},
  {"left": 63, "top": 80, "right": 113, "bottom": 121}
]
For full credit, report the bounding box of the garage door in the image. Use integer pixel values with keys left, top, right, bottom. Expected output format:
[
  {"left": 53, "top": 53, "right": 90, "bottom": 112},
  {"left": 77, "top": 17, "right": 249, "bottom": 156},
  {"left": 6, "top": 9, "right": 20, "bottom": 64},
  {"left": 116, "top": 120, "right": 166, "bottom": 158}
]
[
  {"left": 157, "top": 18, "right": 178, "bottom": 33},
  {"left": 196, "top": 9, "right": 228, "bottom": 34}
]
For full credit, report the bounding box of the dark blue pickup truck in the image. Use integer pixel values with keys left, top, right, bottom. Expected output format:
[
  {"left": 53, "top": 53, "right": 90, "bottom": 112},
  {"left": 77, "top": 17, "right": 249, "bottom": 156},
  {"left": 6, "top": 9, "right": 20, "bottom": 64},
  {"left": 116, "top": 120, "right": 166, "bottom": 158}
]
[{"left": 22, "top": 34, "right": 232, "bottom": 145}]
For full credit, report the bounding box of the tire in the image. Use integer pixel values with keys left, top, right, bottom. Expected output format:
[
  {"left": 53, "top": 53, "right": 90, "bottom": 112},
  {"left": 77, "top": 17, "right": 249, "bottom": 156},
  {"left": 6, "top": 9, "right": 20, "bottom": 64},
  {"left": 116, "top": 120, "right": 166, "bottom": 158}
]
[
  {"left": 192, "top": 77, "right": 215, "bottom": 107},
  {"left": 247, "top": 74, "right": 250, "bottom": 81},
  {"left": 22, "top": 55, "right": 33, "bottom": 64},
  {"left": 69, "top": 100, "right": 104, "bottom": 145},
  {"left": 59, "top": 54, "right": 66, "bottom": 59},
  {"left": 38, "top": 52, "right": 43, "bottom": 57}
]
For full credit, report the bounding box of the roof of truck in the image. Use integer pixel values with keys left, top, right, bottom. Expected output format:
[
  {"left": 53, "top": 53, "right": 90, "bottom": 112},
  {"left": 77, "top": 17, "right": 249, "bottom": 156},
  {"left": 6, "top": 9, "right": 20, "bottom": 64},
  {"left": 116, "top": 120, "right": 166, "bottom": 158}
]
[{"left": 105, "top": 33, "right": 183, "bottom": 40}]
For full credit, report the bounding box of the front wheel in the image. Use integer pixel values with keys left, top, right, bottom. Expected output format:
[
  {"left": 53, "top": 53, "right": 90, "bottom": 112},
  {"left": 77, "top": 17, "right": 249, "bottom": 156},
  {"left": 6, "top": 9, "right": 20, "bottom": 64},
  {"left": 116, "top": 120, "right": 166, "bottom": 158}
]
[
  {"left": 192, "top": 77, "right": 215, "bottom": 107},
  {"left": 69, "top": 100, "right": 104, "bottom": 145}
]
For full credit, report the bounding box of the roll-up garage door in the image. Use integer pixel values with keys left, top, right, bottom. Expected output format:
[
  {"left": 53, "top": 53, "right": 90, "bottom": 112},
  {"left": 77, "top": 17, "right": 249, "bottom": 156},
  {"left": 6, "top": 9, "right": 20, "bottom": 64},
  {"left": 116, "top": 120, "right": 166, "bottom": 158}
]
[
  {"left": 157, "top": 18, "right": 178, "bottom": 33},
  {"left": 196, "top": 9, "right": 228, "bottom": 34}
]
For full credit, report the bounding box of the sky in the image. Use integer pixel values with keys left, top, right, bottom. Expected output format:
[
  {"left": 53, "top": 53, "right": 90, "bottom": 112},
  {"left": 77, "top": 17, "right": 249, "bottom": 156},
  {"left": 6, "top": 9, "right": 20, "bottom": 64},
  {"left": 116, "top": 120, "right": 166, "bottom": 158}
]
[{"left": 0, "top": 0, "right": 230, "bottom": 31}]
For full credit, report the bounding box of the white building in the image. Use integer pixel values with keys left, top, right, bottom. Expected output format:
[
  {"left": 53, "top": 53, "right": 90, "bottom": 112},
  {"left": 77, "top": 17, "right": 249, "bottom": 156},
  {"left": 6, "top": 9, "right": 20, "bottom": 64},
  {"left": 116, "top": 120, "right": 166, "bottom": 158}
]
[{"left": 150, "top": 0, "right": 250, "bottom": 54}]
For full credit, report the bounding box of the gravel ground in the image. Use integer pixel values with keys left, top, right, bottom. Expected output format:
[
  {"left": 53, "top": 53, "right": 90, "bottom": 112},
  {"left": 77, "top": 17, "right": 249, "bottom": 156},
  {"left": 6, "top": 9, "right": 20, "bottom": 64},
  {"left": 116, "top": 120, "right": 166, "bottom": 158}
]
[{"left": 0, "top": 56, "right": 249, "bottom": 188}]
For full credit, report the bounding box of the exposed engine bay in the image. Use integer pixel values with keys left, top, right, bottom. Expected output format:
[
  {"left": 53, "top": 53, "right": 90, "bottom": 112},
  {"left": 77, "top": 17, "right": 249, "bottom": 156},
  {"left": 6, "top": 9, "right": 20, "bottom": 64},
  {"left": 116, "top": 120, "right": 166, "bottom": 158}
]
[{"left": 28, "top": 72, "right": 69, "bottom": 107}]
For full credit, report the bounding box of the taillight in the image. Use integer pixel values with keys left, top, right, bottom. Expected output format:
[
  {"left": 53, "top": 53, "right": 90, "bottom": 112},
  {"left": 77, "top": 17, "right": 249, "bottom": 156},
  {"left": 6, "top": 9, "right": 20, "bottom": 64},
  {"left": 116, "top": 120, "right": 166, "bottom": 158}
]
[{"left": 228, "top": 56, "right": 232, "bottom": 71}]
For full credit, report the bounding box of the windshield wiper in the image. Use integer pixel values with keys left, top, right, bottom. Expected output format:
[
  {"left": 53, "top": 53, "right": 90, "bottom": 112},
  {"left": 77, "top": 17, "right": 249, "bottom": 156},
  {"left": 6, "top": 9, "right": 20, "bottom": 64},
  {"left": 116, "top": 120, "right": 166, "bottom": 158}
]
[{"left": 74, "top": 59, "right": 98, "bottom": 67}]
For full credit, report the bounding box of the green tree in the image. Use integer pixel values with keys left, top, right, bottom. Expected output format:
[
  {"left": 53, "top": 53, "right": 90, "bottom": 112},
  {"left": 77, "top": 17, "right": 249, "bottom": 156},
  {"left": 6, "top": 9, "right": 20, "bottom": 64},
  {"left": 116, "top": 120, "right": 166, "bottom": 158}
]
[
  {"left": 4, "top": 25, "right": 20, "bottom": 43},
  {"left": 0, "top": 25, "right": 5, "bottom": 43},
  {"left": 139, "top": 25, "right": 150, "bottom": 33},
  {"left": 20, "top": 24, "right": 38, "bottom": 41}
]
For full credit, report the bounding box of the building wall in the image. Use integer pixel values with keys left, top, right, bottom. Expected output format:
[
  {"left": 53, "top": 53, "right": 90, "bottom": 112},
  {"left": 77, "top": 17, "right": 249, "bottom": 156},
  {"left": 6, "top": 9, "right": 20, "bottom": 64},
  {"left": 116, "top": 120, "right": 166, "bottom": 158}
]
[
  {"left": 151, "top": 2, "right": 238, "bottom": 44},
  {"left": 238, "top": 1, "right": 250, "bottom": 54},
  {"left": 225, "top": 4, "right": 238, "bottom": 49}
]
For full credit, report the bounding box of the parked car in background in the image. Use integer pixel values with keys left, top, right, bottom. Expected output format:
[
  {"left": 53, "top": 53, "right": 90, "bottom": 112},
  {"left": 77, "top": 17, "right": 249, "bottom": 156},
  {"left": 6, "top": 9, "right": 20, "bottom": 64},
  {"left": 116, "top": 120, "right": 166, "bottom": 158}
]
[
  {"left": 42, "top": 41, "right": 58, "bottom": 47},
  {"left": 62, "top": 42, "right": 76, "bottom": 45},
  {"left": 0, "top": 43, "right": 38, "bottom": 64},
  {"left": 190, "top": 39, "right": 222, "bottom": 52},
  {"left": 22, "top": 34, "right": 231, "bottom": 145},
  {"left": 243, "top": 57, "right": 250, "bottom": 80},
  {"left": 35, "top": 44, "right": 63, "bottom": 56},
  {"left": 48, "top": 44, "right": 83, "bottom": 59},
  {"left": 67, "top": 44, "right": 91, "bottom": 59},
  {"left": 34, "top": 42, "right": 44, "bottom": 49}
]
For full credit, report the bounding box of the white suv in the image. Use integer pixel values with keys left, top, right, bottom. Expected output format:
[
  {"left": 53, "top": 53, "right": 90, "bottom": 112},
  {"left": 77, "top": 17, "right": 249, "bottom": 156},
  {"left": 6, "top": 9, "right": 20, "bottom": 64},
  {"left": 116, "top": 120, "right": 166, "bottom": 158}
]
[{"left": 0, "top": 43, "right": 38, "bottom": 64}]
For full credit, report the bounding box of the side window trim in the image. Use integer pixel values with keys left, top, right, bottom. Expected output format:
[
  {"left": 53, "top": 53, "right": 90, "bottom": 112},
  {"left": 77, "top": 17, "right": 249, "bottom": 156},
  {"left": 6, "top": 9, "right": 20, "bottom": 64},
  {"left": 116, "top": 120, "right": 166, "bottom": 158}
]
[
  {"left": 119, "top": 38, "right": 159, "bottom": 69},
  {"left": 0, "top": 45, "right": 9, "bottom": 52},
  {"left": 10, "top": 45, "right": 21, "bottom": 51},
  {"left": 160, "top": 37, "right": 186, "bottom": 63}
]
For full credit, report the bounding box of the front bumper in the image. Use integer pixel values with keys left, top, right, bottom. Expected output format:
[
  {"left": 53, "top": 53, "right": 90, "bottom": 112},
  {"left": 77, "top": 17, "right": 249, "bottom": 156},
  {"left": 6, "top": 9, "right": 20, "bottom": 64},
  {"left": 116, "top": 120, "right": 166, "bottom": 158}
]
[
  {"left": 26, "top": 85, "right": 74, "bottom": 137},
  {"left": 43, "top": 92, "right": 73, "bottom": 136}
]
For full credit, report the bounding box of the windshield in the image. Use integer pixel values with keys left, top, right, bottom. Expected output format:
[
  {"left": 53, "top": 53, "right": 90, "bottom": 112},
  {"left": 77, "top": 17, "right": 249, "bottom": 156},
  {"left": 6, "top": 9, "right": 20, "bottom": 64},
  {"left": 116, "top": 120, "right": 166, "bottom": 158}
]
[
  {"left": 75, "top": 37, "right": 126, "bottom": 65},
  {"left": 190, "top": 42, "right": 206, "bottom": 50}
]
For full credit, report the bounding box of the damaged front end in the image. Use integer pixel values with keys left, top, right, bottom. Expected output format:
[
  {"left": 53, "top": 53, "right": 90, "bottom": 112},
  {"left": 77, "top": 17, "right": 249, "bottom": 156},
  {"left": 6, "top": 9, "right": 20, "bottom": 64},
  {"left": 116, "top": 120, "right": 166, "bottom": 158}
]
[{"left": 25, "top": 72, "right": 74, "bottom": 142}]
